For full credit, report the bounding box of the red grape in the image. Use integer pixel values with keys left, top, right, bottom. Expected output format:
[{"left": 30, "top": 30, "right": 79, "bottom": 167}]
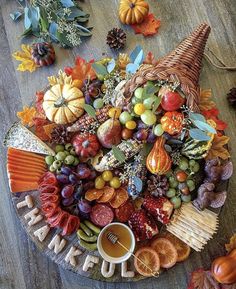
[
  {"left": 62, "top": 197, "right": 74, "bottom": 206},
  {"left": 78, "top": 199, "right": 92, "bottom": 213},
  {"left": 61, "top": 185, "right": 74, "bottom": 198},
  {"left": 76, "top": 164, "right": 91, "bottom": 179},
  {"left": 56, "top": 174, "right": 69, "bottom": 184},
  {"left": 61, "top": 166, "right": 72, "bottom": 176},
  {"left": 134, "top": 129, "right": 148, "bottom": 141}
]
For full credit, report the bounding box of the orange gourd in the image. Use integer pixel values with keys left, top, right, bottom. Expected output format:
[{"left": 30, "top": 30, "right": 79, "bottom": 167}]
[
  {"left": 146, "top": 137, "right": 172, "bottom": 175},
  {"left": 160, "top": 111, "right": 183, "bottom": 135},
  {"left": 119, "top": 0, "right": 149, "bottom": 25},
  {"left": 211, "top": 249, "right": 236, "bottom": 284}
]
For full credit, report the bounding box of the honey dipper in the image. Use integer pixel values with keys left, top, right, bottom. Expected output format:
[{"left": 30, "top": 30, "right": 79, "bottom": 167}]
[{"left": 106, "top": 231, "right": 159, "bottom": 278}]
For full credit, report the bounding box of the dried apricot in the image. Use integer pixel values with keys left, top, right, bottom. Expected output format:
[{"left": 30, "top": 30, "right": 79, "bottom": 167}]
[
  {"left": 85, "top": 188, "right": 104, "bottom": 201},
  {"left": 97, "top": 186, "right": 115, "bottom": 203},
  {"left": 109, "top": 187, "right": 129, "bottom": 209}
]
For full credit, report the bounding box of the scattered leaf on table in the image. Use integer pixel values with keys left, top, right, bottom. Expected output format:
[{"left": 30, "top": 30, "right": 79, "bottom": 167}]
[
  {"left": 188, "top": 269, "right": 221, "bottom": 289},
  {"left": 64, "top": 56, "right": 96, "bottom": 87},
  {"left": 202, "top": 108, "right": 228, "bottom": 131},
  {"left": 206, "top": 134, "right": 230, "bottom": 160},
  {"left": 12, "top": 44, "right": 38, "bottom": 72},
  {"left": 225, "top": 233, "right": 236, "bottom": 252},
  {"left": 199, "top": 89, "right": 216, "bottom": 110},
  {"left": 131, "top": 14, "right": 161, "bottom": 37},
  {"left": 17, "top": 106, "right": 37, "bottom": 127}
]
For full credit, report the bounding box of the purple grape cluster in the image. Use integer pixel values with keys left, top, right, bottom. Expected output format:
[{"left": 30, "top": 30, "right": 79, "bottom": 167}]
[{"left": 133, "top": 121, "right": 156, "bottom": 143}]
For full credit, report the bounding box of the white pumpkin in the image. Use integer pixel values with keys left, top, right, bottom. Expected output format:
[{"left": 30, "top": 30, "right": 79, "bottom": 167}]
[{"left": 43, "top": 84, "right": 84, "bottom": 124}]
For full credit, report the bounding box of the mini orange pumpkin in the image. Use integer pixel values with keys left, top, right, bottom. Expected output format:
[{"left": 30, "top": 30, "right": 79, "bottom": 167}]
[
  {"left": 211, "top": 249, "right": 236, "bottom": 284},
  {"left": 146, "top": 136, "right": 172, "bottom": 175},
  {"left": 119, "top": 0, "right": 149, "bottom": 25},
  {"left": 160, "top": 111, "right": 184, "bottom": 135}
]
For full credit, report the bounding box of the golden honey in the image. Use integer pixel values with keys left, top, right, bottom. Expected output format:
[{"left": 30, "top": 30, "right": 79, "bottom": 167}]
[{"left": 101, "top": 224, "right": 132, "bottom": 258}]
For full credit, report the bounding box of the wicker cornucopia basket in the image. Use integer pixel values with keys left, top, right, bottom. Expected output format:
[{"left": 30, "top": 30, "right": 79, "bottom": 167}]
[{"left": 124, "top": 23, "right": 211, "bottom": 112}]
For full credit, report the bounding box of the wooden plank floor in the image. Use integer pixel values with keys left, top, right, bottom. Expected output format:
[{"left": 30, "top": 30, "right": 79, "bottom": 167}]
[{"left": 0, "top": 0, "right": 236, "bottom": 288}]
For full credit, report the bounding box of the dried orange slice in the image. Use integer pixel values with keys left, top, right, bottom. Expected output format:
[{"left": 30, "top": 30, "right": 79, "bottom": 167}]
[
  {"left": 97, "top": 186, "right": 115, "bottom": 203},
  {"left": 160, "top": 232, "right": 191, "bottom": 262},
  {"left": 85, "top": 188, "right": 104, "bottom": 201},
  {"left": 109, "top": 187, "right": 129, "bottom": 209},
  {"left": 134, "top": 247, "right": 160, "bottom": 277},
  {"left": 151, "top": 237, "right": 178, "bottom": 269}
]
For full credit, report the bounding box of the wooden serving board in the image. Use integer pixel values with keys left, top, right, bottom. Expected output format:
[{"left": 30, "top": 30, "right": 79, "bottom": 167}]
[
  {"left": 11, "top": 190, "right": 146, "bottom": 282},
  {"left": 10, "top": 176, "right": 227, "bottom": 282}
]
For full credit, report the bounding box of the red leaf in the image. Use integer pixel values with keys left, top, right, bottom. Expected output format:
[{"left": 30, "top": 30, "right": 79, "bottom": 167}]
[
  {"left": 131, "top": 14, "right": 161, "bottom": 37},
  {"left": 202, "top": 108, "right": 227, "bottom": 131},
  {"left": 64, "top": 56, "right": 96, "bottom": 87},
  {"left": 35, "top": 125, "right": 50, "bottom": 141},
  {"left": 188, "top": 269, "right": 221, "bottom": 289},
  {"left": 35, "top": 91, "right": 45, "bottom": 115}
]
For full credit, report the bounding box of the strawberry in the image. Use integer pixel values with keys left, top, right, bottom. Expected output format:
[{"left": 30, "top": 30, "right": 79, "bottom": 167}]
[
  {"left": 143, "top": 195, "right": 173, "bottom": 224},
  {"left": 128, "top": 209, "right": 158, "bottom": 242}
]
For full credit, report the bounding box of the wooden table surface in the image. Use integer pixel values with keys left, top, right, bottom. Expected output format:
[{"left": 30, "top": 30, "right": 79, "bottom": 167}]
[{"left": 0, "top": 0, "right": 236, "bottom": 288}]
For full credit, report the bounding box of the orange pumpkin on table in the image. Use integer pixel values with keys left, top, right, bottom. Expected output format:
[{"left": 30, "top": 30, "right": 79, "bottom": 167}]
[
  {"left": 211, "top": 249, "right": 236, "bottom": 284},
  {"left": 119, "top": 0, "right": 149, "bottom": 25},
  {"left": 146, "top": 136, "right": 172, "bottom": 175}
]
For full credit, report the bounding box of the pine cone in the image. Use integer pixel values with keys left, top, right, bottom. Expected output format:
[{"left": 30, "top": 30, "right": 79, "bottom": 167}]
[
  {"left": 106, "top": 28, "right": 126, "bottom": 50},
  {"left": 227, "top": 87, "right": 236, "bottom": 107},
  {"left": 51, "top": 125, "right": 71, "bottom": 145},
  {"left": 147, "top": 175, "right": 169, "bottom": 197},
  {"left": 31, "top": 42, "right": 55, "bottom": 66}
]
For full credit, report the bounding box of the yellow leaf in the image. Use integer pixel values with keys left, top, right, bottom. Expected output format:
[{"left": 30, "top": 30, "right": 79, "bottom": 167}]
[
  {"left": 199, "top": 89, "right": 216, "bottom": 110},
  {"left": 17, "top": 106, "right": 37, "bottom": 127},
  {"left": 225, "top": 234, "right": 236, "bottom": 252},
  {"left": 12, "top": 44, "right": 38, "bottom": 73},
  {"left": 206, "top": 134, "right": 230, "bottom": 160}
]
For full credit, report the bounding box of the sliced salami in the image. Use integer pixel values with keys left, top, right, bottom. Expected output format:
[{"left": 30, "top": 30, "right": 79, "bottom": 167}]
[
  {"left": 38, "top": 172, "right": 58, "bottom": 187},
  {"left": 90, "top": 204, "right": 114, "bottom": 227}
]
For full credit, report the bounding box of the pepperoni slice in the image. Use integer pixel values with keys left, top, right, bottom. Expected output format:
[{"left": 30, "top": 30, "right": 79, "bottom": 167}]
[
  {"left": 38, "top": 172, "right": 58, "bottom": 187},
  {"left": 115, "top": 200, "right": 135, "bottom": 222},
  {"left": 90, "top": 204, "right": 114, "bottom": 227},
  {"left": 40, "top": 194, "right": 60, "bottom": 204},
  {"left": 62, "top": 215, "right": 80, "bottom": 236}
]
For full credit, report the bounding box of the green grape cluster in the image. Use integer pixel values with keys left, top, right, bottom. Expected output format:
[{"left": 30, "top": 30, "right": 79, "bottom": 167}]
[
  {"left": 165, "top": 157, "right": 200, "bottom": 209},
  {"left": 45, "top": 143, "right": 79, "bottom": 173}
]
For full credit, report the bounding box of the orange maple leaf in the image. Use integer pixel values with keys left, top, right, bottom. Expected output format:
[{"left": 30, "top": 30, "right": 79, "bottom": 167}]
[
  {"left": 199, "top": 89, "right": 216, "bottom": 111},
  {"left": 131, "top": 14, "right": 161, "bottom": 37},
  {"left": 64, "top": 56, "right": 96, "bottom": 88},
  {"left": 206, "top": 134, "right": 230, "bottom": 160},
  {"left": 17, "top": 106, "right": 37, "bottom": 127}
]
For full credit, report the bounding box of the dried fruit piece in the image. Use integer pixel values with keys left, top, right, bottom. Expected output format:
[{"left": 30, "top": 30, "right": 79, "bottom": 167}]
[
  {"left": 134, "top": 247, "right": 160, "bottom": 277},
  {"left": 17, "top": 106, "right": 37, "bottom": 127},
  {"left": 109, "top": 187, "right": 129, "bottom": 208},
  {"left": 160, "top": 232, "right": 191, "bottom": 262},
  {"left": 85, "top": 188, "right": 104, "bottom": 201},
  {"left": 151, "top": 237, "right": 178, "bottom": 268},
  {"left": 131, "top": 14, "right": 161, "bottom": 37},
  {"left": 97, "top": 186, "right": 115, "bottom": 203}
]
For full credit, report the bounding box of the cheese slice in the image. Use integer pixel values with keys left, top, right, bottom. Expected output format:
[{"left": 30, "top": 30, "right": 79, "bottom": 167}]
[{"left": 4, "top": 122, "right": 55, "bottom": 155}]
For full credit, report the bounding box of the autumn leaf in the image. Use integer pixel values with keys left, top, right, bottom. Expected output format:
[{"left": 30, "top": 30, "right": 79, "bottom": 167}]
[
  {"left": 131, "top": 14, "right": 161, "bottom": 37},
  {"left": 143, "top": 52, "right": 158, "bottom": 65},
  {"left": 12, "top": 44, "right": 38, "bottom": 72},
  {"left": 199, "top": 89, "right": 216, "bottom": 111},
  {"left": 206, "top": 134, "right": 230, "bottom": 160},
  {"left": 43, "top": 123, "right": 57, "bottom": 139},
  {"left": 188, "top": 269, "right": 221, "bottom": 289},
  {"left": 202, "top": 108, "right": 228, "bottom": 131},
  {"left": 225, "top": 234, "right": 236, "bottom": 252},
  {"left": 17, "top": 106, "right": 37, "bottom": 127},
  {"left": 64, "top": 56, "right": 96, "bottom": 88}
]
